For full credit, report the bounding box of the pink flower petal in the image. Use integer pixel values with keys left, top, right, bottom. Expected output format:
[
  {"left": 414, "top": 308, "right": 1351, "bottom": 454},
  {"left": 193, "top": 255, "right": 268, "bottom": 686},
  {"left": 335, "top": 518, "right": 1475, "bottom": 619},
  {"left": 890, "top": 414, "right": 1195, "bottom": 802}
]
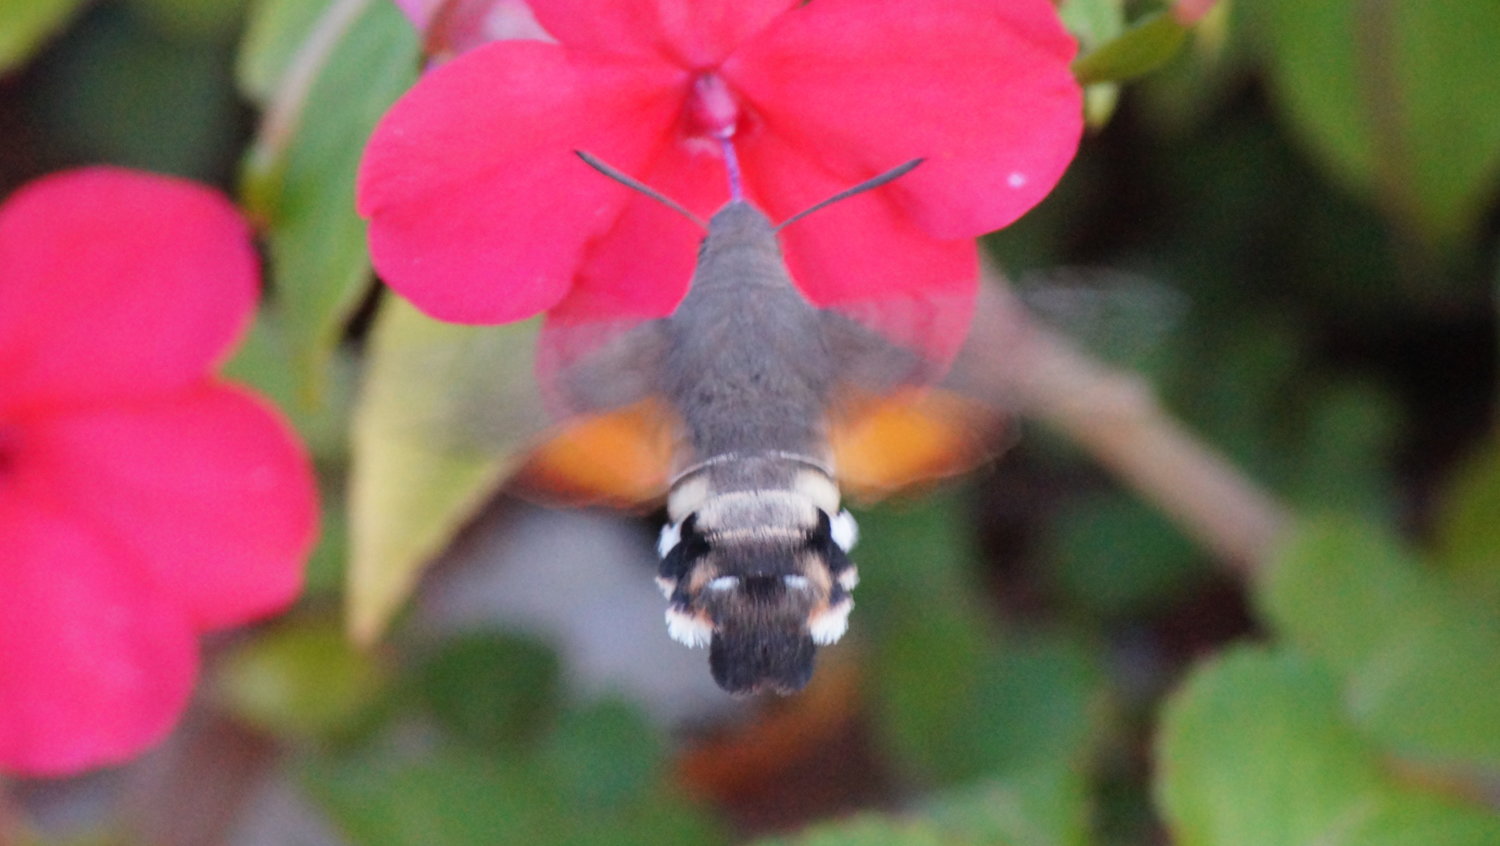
[
  {"left": 528, "top": 0, "right": 794, "bottom": 66},
  {"left": 396, "top": 0, "right": 554, "bottom": 61},
  {"left": 537, "top": 144, "right": 976, "bottom": 394},
  {"left": 0, "top": 168, "right": 258, "bottom": 415},
  {"left": 392, "top": 0, "right": 436, "bottom": 27},
  {"left": 358, "top": 41, "right": 691, "bottom": 323},
  {"left": 534, "top": 142, "right": 725, "bottom": 409},
  {"left": 436, "top": 0, "right": 553, "bottom": 55},
  {"left": 12, "top": 384, "right": 317, "bottom": 630},
  {"left": 725, "top": 0, "right": 1083, "bottom": 239},
  {"left": 549, "top": 142, "right": 727, "bottom": 326},
  {"left": 739, "top": 132, "right": 978, "bottom": 364},
  {"left": 1174, "top": 0, "right": 1218, "bottom": 25},
  {"left": 0, "top": 500, "right": 197, "bottom": 776}
]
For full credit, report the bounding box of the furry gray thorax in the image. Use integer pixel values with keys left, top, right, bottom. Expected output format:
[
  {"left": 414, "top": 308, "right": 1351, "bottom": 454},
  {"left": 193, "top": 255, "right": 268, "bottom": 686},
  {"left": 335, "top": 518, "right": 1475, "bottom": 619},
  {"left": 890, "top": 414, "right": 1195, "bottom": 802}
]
[
  {"left": 663, "top": 203, "right": 835, "bottom": 463},
  {"left": 653, "top": 202, "right": 861, "bottom": 695}
]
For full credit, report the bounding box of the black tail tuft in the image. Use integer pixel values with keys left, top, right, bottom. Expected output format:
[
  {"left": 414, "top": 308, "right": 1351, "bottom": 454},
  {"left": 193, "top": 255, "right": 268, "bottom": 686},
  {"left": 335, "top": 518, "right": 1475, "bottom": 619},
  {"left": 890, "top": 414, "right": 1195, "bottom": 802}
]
[{"left": 709, "top": 628, "right": 816, "bottom": 695}]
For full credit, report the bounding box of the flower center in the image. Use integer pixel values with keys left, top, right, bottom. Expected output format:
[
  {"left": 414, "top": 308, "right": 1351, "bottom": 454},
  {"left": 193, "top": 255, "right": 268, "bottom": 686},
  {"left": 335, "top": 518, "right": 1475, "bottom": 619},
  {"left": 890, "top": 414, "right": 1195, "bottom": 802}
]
[{"left": 686, "top": 73, "right": 741, "bottom": 142}]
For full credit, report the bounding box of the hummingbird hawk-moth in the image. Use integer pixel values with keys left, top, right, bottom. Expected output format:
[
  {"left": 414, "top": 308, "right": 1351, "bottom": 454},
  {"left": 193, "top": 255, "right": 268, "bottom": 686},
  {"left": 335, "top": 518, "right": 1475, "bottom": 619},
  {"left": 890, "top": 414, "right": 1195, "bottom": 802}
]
[{"left": 517, "top": 149, "right": 1004, "bottom": 695}]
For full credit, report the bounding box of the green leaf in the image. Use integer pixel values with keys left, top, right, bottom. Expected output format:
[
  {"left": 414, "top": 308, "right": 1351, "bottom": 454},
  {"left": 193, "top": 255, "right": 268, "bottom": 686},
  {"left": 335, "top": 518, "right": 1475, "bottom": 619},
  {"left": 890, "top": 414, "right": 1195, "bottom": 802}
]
[
  {"left": 1057, "top": 0, "right": 1125, "bottom": 48},
  {"left": 1259, "top": 518, "right": 1500, "bottom": 771},
  {"left": 237, "top": 0, "right": 328, "bottom": 102},
  {"left": 1433, "top": 438, "right": 1500, "bottom": 606},
  {"left": 1129, "top": 1, "right": 1247, "bottom": 136},
  {"left": 123, "top": 0, "right": 248, "bottom": 42},
  {"left": 1251, "top": 0, "right": 1500, "bottom": 250},
  {"left": 224, "top": 309, "right": 354, "bottom": 597},
  {"left": 1048, "top": 491, "right": 1205, "bottom": 617},
  {"left": 756, "top": 790, "right": 1102, "bottom": 846},
  {"left": 1157, "top": 647, "right": 1500, "bottom": 846},
  {"left": 1072, "top": 11, "right": 1189, "bottom": 87},
  {"left": 755, "top": 816, "right": 961, "bottom": 846},
  {"left": 0, "top": 0, "right": 87, "bottom": 73},
  {"left": 347, "top": 300, "right": 547, "bottom": 644},
  {"left": 24, "top": 4, "right": 242, "bottom": 180},
  {"left": 222, "top": 308, "right": 356, "bottom": 462},
  {"left": 1166, "top": 316, "right": 1305, "bottom": 475},
  {"left": 857, "top": 496, "right": 1104, "bottom": 846},
  {"left": 853, "top": 491, "right": 983, "bottom": 610},
  {"left": 592, "top": 798, "right": 728, "bottom": 846},
  {"left": 411, "top": 633, "right": 561, "bottom": 754},
  {"left": 1058, "top": 0, "right": 1126, "bottom": 126},
  {"left": 238, "top": 0, "right": 419, "bottom": 397},
  {"left": 301, "top": 474, "right": 351, "bottom": 598},
  {"left": 1281, "top": 382, "right": 1400, "bottom": 519},
  {"left": 875, "top": 631, "right": 1103, "bottom": 846},
  {"left": 924, "top": 776, "right": 1091, "bottom": 846},
  {"left": 855, "top": 495, "right": 994, "bottom": 775},
  {"left": 950, "top": 641, "right": 1102, "bottom": 846},
  {"left": 304, "top": 745, "right": 566, "bottom": 846},
  {"left": 212, "top": 616, "right": 389, "bottom": 741},
  {"left": 306, "top": 701, "right": 724, "bottom": 846},
  {"left": 541, "top": 698, "right": 664, "bottom": 811}
]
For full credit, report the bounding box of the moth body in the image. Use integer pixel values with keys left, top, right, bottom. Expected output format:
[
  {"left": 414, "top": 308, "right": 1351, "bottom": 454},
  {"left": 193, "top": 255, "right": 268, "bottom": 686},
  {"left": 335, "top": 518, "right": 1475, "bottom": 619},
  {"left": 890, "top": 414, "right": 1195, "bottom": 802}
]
[
  {"left": 654, "top": 202, "right": 861, "bottom": 695},
  {"left": 544, "top": 154, "right": 985, "bottom": 696}
]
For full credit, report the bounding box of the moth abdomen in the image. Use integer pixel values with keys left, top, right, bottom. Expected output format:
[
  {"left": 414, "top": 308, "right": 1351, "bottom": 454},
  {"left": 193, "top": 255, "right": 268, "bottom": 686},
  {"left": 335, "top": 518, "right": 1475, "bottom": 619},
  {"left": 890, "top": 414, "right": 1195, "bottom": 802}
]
[
  {"left": 710, "top": 623, "right": 816, "bottom": 696},
  {"left": 657, "top": 457, "right": 860, "bottom": 695}
]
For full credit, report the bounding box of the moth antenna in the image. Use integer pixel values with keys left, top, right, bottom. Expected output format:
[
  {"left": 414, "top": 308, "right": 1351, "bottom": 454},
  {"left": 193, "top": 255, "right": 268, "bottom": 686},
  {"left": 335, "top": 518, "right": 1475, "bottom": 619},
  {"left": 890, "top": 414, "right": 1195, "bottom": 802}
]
[
  {"left": 575, "top": 150, "right": 707, "bottom": 230},
  {"left": 774, "top": 158, "right": 924, "bottom": 232},
  {"left": 718, "top": 135, "right": 744, "bottom": 202}
]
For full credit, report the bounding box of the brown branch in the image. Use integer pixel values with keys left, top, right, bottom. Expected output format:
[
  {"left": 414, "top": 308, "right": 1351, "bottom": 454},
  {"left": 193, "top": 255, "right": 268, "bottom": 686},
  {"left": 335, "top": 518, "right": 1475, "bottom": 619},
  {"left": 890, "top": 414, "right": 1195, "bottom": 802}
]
[{"left": 963, "top": 269, "right": 1291, "bottom": 577}]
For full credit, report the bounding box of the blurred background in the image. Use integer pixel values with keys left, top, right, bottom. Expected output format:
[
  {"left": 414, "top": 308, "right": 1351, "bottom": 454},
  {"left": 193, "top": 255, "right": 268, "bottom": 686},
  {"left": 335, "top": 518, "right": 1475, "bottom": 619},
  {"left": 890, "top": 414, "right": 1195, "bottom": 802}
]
[{"left": 2, "top": 0, "right": 1499, "bottom": 844}]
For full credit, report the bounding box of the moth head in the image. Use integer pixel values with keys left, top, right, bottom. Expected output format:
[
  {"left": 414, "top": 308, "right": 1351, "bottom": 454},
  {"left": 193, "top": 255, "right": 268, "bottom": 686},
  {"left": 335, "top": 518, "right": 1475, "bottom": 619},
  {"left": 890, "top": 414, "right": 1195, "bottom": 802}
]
[{"left": 658, "top": 507, "right": 859, "bottom": 695}]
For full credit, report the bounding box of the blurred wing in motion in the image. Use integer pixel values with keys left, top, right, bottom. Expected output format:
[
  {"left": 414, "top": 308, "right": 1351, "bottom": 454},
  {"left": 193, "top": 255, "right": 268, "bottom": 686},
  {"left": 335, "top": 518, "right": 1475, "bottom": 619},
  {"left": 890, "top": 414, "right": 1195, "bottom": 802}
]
[
  {"left": 516, "top": 397, "right": 680, "bottom": 508},
  {"left": 830, "top": 385, "right": 1007, "bottom": 501},
  {"left": 817, "top": 302, "right": 1011, "bottom": 501},
  {"left": 517, "top": 317, "right": 680, "bottom": 508},
  {"left": 1015, "top": 266, "right": 1187, "bottom": 371},
  {"left": 520, "top": 279, "right": 1015, "bottom": 512}
]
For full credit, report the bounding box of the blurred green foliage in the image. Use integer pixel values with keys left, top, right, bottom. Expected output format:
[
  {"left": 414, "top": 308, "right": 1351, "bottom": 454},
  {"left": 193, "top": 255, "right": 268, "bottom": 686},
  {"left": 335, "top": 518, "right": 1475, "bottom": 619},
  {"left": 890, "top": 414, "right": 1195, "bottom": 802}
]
[
  {"left": 304, "top": 640, "right": 728, "bottom": 846},
  {"left": 21, "top": 2, "right": 244, "bottom": 181},
  {"left": 1248, "top": 0, "right": 1500, "bottom": 252},
  {"left": 1262, "top": 519, "right": 1500, "bottom": 770},
  {"left": 1434, "top": 439, "right": 1500, "bottom": 608},
  {"left": 302, "top": 729, "right": 725, "bottom": 846},
  {"left": 1158, "top": 648, "right": 1500, "bottom": 846},
  {"left": 0, "top": 0, "right": 88, "bottom": 73},
  {"left": 857, "top": 494, "right": 1107, "bottom": 846},
  {"left": 214, "top": 615, "right": 392, "bottom": 742},
  {"left": 410, "top": 633, "right": 561, "bottom": 754},
  {"left": 1072, "top": 10, "right": 1187, "bottom": 88},
  {"left": 345, "top": 300, "right": 545, "bottom": 643},
  {"left": 3, "top": 0, "right": 1499, "bottom": 844},
  {"left": 237, "top": 0, "right": 419, "bottom": 396}
]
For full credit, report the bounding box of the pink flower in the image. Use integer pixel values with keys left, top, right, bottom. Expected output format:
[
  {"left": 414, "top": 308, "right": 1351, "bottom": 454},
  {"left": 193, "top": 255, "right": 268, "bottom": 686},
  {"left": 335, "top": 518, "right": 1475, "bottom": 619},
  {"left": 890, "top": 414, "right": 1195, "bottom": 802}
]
[
  {"left": 359, "top": 0, "right": 1082, "bottom": 363},
  {"left": 1173, "top": 0, "right": 1218, "bottom": 25},
  {"left": 393, "top": 0, "right": 553, "bottom": 59},
  {"left": 0, "top": 168, "right": 318, "bottom": 776}
]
